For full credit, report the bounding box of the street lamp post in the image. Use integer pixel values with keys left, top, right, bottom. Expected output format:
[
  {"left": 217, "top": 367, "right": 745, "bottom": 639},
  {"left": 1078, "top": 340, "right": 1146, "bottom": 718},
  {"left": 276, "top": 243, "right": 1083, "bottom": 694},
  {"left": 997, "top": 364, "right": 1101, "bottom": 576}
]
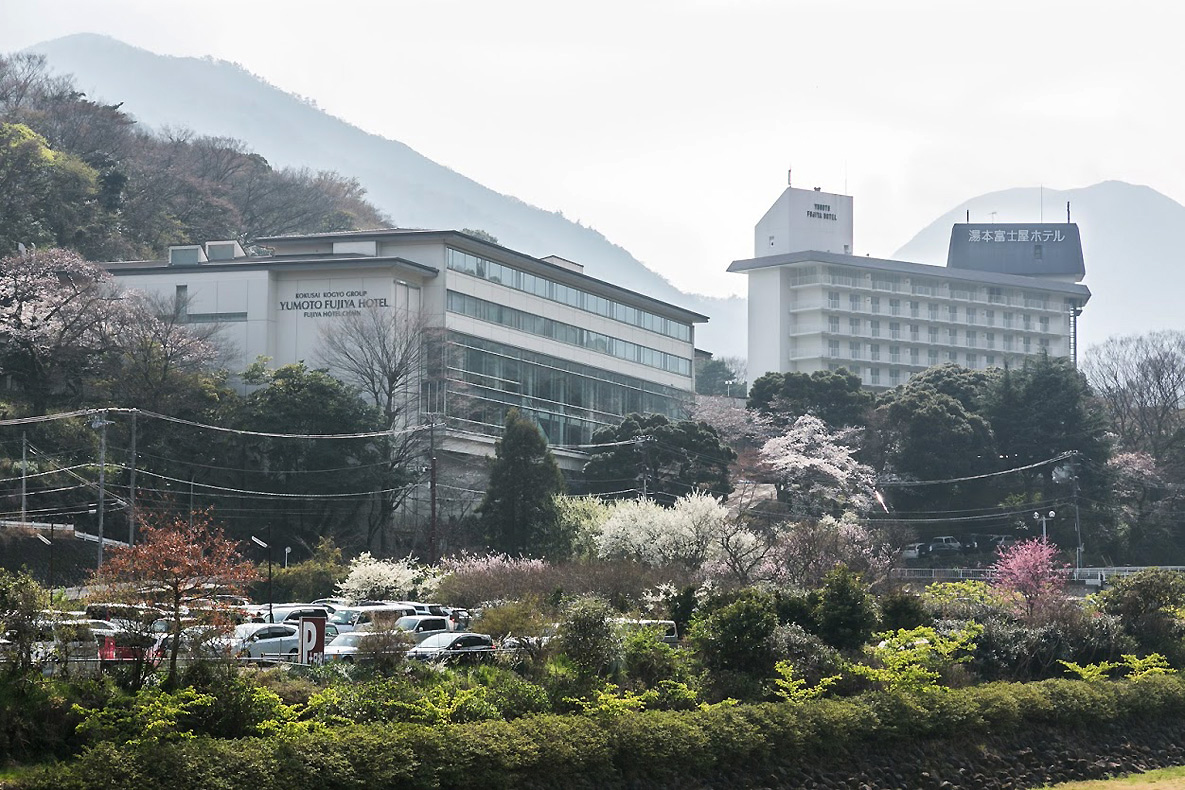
[
  {"left": 251, "top": 535, "right": 273, "bottom": 622},
  {"left": 1033, "top": 510, "right": 1055, "bottom": 541},
  {"left": 284, "top": 546, "right": 292, "bottom": 569}
]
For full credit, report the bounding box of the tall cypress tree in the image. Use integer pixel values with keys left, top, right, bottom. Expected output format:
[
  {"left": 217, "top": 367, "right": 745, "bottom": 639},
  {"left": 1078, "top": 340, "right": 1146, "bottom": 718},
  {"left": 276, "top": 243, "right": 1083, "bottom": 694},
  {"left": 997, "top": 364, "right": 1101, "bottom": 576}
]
[{"left": 478, "top": 409, "right": 566, "bottom": 557}]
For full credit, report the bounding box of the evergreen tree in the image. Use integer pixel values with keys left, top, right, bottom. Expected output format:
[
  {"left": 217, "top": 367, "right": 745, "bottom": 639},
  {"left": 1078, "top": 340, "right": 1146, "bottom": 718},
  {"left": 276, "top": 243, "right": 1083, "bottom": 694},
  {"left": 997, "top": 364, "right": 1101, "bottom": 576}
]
[
  {"left": 582, "top": 413, "right": 736, "bottom": 505},
  {"left": 478, "top": 409, "right": 567, "bottom": 557}
]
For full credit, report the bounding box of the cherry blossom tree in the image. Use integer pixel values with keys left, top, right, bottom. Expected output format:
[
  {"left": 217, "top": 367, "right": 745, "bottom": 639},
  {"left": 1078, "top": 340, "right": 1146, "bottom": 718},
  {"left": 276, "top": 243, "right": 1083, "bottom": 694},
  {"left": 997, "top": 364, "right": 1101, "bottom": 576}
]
[
  {"left": 753, "top": 513, "right": 893, "bottom": 589},
  {"left": 0, "top": 248, "right": 126, "bottom": 413},
  {"left": 759, "top": 414, "right": 876, "bottom": 518},
  {"left": 989, "top": 537, "right": 1068, "bottom": 622},
  {"left": 98, "top": 289, "right": 223, "bottom": 413},
  {"left": 93, "top": 511, "right": 257, "bottom": 685}
]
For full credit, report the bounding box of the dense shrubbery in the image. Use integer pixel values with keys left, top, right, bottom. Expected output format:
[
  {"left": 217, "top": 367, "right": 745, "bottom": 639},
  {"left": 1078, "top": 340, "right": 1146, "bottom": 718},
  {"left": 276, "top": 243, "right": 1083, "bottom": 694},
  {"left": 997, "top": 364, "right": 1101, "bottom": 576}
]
[
  {"left": 7, "top": 566, "right": 1185, "bottom": 786},
  {"left": 15, "top": 676, "right": 1185, "bottom": 790}
]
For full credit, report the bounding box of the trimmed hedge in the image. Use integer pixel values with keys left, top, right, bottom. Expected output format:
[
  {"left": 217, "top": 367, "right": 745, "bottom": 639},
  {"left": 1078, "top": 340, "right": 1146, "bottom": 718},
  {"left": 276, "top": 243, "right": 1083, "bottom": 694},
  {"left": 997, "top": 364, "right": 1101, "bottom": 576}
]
[{"left": 13, "top": 676, "right": 1185, "bottom": 789}]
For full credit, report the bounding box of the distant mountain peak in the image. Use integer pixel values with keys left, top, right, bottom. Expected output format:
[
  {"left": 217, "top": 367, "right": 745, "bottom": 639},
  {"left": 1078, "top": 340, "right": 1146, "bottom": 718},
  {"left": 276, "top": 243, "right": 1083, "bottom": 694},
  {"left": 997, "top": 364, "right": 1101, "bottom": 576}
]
[{"left": 894, "top": 180, "right": 1185, "bottom": 350}]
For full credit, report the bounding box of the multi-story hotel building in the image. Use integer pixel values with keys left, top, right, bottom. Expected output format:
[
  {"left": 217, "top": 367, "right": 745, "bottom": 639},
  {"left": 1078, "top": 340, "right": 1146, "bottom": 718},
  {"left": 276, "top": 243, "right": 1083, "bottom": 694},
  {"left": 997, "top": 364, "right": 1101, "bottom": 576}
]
[
  {"left": 728, "top": 184, "right": 1091, "bottom": 387},
  {"left": 103, "top": 230, "right": 706, "bottom": 470}
]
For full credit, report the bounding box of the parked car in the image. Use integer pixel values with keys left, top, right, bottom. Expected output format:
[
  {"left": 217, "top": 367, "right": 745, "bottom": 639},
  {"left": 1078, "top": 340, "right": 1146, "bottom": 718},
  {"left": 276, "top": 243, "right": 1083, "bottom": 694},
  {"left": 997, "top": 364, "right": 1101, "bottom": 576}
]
[
  {"left": 394, "top": 615, "right": 451, "bottom": 643},
  {"left": 927, "top": 536, "right": 963, "bottom": 554},
  {"left": 901, "top": 542, "right": 928, "bottom": 560},
  {"left": 329, "top": 605, "right": 415, "bottom": 633},
  {"left": 406, "top": 632, "right": 497, "bottom": 662},
  {"left": 216, "top": 623, "right": 300, "bottom": 659},
  {"left": 396, "top": 601, "right": 450, "bottom": 618},
  {"left": 323, "top": 630, "right": 409, "bottom": 663}
]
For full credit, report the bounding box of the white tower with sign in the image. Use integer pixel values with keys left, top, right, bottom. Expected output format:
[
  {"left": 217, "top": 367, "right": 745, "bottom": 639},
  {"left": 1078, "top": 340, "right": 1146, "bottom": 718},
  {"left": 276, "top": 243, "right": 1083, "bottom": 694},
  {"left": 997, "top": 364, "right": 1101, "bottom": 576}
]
[{"left": 755, "top": 183, "right": 854, "bottom": 258}]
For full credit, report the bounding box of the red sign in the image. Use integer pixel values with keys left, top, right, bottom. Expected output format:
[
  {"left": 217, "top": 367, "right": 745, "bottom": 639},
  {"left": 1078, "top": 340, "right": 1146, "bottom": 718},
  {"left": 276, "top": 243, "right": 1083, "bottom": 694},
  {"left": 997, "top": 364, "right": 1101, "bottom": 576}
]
[{"left": 298, "top": 617, "right": 326, "bottom": 664}]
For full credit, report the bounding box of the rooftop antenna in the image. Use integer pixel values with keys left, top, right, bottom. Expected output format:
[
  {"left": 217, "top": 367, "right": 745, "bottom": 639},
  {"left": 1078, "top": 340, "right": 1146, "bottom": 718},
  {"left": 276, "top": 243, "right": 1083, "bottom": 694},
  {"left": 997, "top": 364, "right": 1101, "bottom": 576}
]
[
  {"left": 965, "top": 210, "right": 969, "bottom": 223},
  {"left": 787, "top": 168, "right": 792, "bottom": 187},
  {"left": 989, "top": 211, "right": 998, "bottom": 223},
  {"left": 1067, "top": 201, "right": 1071, "bottom": 222}
]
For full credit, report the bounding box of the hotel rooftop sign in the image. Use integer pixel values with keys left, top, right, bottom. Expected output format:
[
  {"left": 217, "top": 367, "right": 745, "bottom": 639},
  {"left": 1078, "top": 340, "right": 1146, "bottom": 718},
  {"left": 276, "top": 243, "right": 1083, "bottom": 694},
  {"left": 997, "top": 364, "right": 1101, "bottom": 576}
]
[{"left": 947, "top": 223, "right": 1084, "bottom": 281}]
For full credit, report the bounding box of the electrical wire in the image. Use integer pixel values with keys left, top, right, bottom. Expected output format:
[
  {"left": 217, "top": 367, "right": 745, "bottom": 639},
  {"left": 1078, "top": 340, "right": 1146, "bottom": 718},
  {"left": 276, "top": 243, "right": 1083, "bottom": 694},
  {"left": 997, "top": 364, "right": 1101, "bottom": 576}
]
[
  {"left": 132, "top": 468, "right": 416, "bottom": 500},
  {"left": 136, "top": 409, "right": 431, "bottom": 440},
  {"left": 876, "top": 451, "right": 1077, "bottom": 487},
  {"left": 0, "top": 464, "right": 93, "bottom": 484}
]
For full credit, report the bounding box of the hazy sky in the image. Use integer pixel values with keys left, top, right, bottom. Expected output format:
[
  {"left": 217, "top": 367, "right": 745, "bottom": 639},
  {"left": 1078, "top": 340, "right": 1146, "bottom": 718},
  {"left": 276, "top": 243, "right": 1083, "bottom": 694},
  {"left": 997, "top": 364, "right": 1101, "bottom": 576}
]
[{"left": 2, "top": 1, "right": 1181, "bottom": 297}]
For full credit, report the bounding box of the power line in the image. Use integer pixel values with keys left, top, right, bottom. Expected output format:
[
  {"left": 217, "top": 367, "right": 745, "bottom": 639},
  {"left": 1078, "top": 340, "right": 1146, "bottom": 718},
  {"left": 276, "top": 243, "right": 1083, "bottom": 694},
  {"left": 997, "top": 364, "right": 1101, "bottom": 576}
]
[
  {"left": 132, "top": 468, "right": 416, "bottom": 500},
  {"left": 876, "top": 452, "right": 1076, "bottom": 488}
]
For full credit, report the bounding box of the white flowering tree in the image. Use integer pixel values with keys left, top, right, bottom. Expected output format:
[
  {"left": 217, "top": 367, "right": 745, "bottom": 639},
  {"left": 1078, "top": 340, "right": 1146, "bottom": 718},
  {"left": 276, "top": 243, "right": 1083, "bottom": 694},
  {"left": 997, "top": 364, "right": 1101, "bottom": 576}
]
[
  {"left": 595, "top": 491, "right": 731, "bottom": 570},
  {"left": 0, "top": 248, "right": 127, "bottom": 413},
  {"left": 336, "top": 553, "right": 440, "bottom": 603},
  {"left": 753, "top": 513, "right": 894, "bottom": 589},
  {"left": 759, "top": 414, "right": 876, "bottom": 518}
]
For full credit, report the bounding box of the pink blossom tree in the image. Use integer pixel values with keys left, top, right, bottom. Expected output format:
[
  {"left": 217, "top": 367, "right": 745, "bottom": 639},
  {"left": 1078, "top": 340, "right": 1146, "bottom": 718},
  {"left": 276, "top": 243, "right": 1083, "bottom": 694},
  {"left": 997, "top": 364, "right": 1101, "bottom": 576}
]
[
  {"left": 989, "top": 538, "right": 1069, "bottom": 621},
  {"left": 0, "top": 248, "right": 126, "bottom": 412}
]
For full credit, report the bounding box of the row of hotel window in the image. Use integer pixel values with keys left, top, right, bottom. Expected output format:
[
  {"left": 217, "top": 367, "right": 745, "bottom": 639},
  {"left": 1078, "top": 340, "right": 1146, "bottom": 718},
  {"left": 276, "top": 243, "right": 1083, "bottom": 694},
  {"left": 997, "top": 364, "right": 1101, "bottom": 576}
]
[
  {"left": 826, "top": 318, "right": 1052, "bottom": 345},
  {"left": 827, "top": 339, "right": 1049, "bottom": 363},
  {"left": 446, "top": 248, "right": 692, "bottom": 342},
  {"left": 826, "top": 293, "right": 1062, "bottom": 325},
  {"left": 792, "top": 266, "right": 1073, "bottom": 307},
  {"left": 447, "top": 291, "right": 693, "bottom": 377}
]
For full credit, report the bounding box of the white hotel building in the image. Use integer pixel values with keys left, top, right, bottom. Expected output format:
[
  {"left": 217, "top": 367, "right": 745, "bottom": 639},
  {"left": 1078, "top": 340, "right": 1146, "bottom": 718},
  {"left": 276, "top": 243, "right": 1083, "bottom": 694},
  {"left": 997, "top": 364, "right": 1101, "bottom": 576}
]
[
  {"left": 728, "top": 185, "right": 1091, "bottom": 387},
  {"left": 103, "top": 230, "right": 706, "bottom": 469}
]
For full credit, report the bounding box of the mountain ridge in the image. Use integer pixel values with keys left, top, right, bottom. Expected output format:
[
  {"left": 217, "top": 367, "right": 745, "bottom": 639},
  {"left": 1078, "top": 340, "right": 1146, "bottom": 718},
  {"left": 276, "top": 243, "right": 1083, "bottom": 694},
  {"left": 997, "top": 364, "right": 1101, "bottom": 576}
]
[{"left": 26, "top": 33, "right": 748, "bottom": 356}]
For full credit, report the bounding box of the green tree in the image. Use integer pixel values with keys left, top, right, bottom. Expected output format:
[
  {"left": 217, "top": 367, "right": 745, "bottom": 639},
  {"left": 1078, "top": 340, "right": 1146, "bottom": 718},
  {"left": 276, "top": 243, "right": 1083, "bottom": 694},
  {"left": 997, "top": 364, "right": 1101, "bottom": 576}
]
[
  {"left": 582, "top": 413, "right": 736, "bottom": 506},
  {"left": 478, "top": 409, "right": 567, "bottom": 557},
  {"left": 689, "top": 591, "right": 779, "bottom": 687},
  {"left": 0, "top": 122, "right": 100, "bottom": 254},
  {"left": 0, "top": 569, "right": 48, "bottom": 675},
  {"left": 554, "top": 596, "right": 619, "bottom": 678},
  {"left": 225, "top": 361, "right": 387, "bottom": 549},
  {"left": 695, "top": 356, "right": 745, "bottom": 397},
  {"left": 747, "top": 368, "right": 873, "bottom": 429},
  {"left": 267, "top": 537, "right": 349, "bottom": 602},
  {"left": 983, "top": 356, "right": 1114, "bottom": 554},
  {"left": 811, "top": 565, "right": 879, "bottom": 651}
]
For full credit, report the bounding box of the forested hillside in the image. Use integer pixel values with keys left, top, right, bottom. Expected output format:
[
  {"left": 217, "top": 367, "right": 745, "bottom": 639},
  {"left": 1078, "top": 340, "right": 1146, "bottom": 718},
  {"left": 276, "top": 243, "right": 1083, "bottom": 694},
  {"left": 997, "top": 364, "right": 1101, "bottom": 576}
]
[{"left": 0, "top": 52, "right": 388, "bottom": 260}]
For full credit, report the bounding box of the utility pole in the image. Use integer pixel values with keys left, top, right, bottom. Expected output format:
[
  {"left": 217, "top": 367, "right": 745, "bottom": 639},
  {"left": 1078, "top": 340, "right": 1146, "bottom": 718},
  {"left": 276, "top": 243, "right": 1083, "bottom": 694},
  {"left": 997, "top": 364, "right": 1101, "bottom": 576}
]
[
  {"left": 20, "top": 432, "right": 27, "bottom": 526},
  {"left": 1072, "top": 459, "right": 1083, "bottom": 578},
  {"left": 429, "top": 421, "right": 438, "bottom": 563},
  {"left": 93, "top": 410, "right": 110, "bottom": 569},
  {"left": 128, "top": 410, "right": 137, "bottom": 545}
]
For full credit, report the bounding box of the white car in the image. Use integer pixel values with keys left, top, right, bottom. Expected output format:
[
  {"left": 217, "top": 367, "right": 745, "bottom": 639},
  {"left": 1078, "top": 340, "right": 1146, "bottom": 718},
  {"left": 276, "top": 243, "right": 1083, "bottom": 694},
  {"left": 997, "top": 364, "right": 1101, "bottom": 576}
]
[
  {"left": 323, "top": 630, "right": 408, "bottom": 662},
  {"left": 217, "top": 623, "right": 300, "bottom": 659}
]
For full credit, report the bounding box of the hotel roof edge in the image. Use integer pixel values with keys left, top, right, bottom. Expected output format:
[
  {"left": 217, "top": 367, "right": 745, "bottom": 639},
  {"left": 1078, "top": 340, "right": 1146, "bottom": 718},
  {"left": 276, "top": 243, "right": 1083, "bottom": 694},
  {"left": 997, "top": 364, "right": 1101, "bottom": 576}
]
[
  {"left": 258, "top": 228, "right": 712, "bottom": 323},
  {"left": 727, "top": 250, "right": 1090, "bottom": 298}
]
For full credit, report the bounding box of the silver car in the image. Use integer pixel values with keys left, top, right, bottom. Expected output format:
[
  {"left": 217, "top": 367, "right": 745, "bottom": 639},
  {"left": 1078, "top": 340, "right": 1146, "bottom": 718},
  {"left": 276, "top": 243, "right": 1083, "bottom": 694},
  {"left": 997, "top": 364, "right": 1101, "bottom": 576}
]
[{"left": 219, "top": 623, "right": 300, "bottom": 659}]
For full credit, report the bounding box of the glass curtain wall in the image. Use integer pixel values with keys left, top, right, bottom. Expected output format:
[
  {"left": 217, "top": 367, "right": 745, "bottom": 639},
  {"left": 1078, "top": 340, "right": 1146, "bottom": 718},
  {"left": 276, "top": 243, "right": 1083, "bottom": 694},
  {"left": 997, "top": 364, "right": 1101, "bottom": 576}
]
[{"left": 431, "top": 332, "right": 691, "bottom": 446}]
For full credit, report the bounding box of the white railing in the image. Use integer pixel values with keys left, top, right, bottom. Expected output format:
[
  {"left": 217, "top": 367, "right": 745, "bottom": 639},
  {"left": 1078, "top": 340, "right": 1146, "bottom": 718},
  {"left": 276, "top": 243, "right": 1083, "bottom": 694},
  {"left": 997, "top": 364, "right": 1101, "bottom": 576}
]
[{"left": 891, "top": 566, "right": 1185, "bottom": 583}]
